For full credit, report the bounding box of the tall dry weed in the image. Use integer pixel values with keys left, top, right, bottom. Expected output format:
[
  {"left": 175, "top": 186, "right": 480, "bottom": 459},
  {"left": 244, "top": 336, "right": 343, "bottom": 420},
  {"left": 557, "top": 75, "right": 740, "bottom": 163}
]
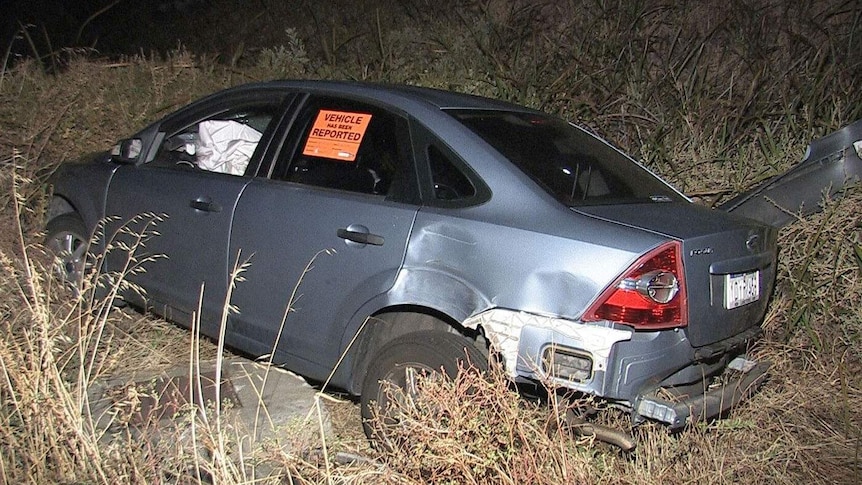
[
  {"left": 369, "top": 363, "right": 602, "bottom": 484},
  {"left": 0, "top": 173, "right": 334, "bottom": 483},
  {"left": 0, "top": 166, "right": 153, "bottom": 483},
  {"left": 769, "top": 187, "right": 862, "bottom": 351}
]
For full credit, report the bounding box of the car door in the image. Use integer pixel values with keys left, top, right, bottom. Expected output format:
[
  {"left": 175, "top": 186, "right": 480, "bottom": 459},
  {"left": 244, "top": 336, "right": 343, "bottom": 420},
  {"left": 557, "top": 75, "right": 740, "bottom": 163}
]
[
  {"left": 227, "top": 95, "right": 420, "bottom": 377},
  {"left": 103, "top": 93, "right": 291, "bottom": 336}
]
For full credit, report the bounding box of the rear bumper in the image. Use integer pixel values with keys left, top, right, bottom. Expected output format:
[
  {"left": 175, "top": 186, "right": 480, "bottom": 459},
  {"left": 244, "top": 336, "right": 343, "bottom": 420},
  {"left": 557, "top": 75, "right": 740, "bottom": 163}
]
[
  {"left": 464, "top": 308, "right": 768, "bottom": 429},
  {"left": 719, "top": 118, "right": 862, "bottom": 227},
  {"left": 634, "top": 356, "right": 770, "bottom": 429}
]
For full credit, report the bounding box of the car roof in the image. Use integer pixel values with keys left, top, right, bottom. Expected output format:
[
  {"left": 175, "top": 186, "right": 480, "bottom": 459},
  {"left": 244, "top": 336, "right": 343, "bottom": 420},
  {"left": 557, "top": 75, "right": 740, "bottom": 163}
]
[{"left": 231, "top": 79, "right": 537, "bottom": 113}]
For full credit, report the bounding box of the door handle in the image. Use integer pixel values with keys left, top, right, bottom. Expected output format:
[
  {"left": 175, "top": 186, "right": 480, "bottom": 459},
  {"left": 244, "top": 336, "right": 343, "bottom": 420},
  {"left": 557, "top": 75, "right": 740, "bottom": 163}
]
[
  {"left": 189, "top": 198, "right": 222, "bottom": 213},
  {"left": 337, "top": 227, "right": 384, "bottom": 246}
]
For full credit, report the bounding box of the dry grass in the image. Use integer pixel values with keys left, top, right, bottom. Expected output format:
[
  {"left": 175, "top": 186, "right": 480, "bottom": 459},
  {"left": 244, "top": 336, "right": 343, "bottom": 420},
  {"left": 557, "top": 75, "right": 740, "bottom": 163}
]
[
  {"left": 0, "top": 197, "right": 151, "bottom": 483},
  {"left": 0, "top": 181, "right": 334, "bottom": 483},
  {"left": 0, "top": 0, "right": 860, "bottom": 482},
  {"left": 369, "top": 364, "right": 603, "bottom": 484}
]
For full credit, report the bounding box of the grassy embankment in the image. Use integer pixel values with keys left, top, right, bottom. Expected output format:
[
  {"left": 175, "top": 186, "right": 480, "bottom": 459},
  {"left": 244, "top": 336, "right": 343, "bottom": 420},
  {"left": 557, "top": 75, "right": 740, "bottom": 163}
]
[{"left": 0, "top": 1, "right": 860, "bottom": 483}]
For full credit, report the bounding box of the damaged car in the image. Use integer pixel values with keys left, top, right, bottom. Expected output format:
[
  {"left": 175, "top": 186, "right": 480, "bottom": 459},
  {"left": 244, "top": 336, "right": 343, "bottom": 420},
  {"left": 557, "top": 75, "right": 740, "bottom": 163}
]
[{"left": 46, "top": 80, "right": 780, "bottom": 446}]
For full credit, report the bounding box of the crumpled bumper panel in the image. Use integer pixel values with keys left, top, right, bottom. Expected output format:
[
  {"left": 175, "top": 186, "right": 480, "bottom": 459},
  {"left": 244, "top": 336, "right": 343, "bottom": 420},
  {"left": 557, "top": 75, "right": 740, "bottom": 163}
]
[{"left": 635, "top": 356, "right": 770, "bottom": 429}]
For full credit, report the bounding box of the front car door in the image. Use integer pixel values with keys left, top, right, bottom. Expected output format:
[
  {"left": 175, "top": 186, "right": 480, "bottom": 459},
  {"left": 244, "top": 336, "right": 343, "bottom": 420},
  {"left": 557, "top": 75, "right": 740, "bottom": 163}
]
[
  {"left": 227, "top": 95, "right": 420, "bottom": 378},
  {"left": 104, "top": 92, "right": 291, "bottom": 336}
]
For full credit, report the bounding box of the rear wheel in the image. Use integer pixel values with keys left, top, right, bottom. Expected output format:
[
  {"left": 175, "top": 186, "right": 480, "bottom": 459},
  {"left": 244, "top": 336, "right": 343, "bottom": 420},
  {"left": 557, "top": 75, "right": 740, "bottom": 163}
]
[
  {"left": 45, "top": 214, "right": 90, "bottom": 289},
  {"left": 360, "top": 329, "right": 488, "bottom": 446}
]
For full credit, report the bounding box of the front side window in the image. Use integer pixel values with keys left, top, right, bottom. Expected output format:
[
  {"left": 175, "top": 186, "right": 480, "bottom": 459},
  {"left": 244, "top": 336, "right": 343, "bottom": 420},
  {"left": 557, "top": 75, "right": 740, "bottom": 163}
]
[
  {"left": 154, "top": 104, "right": 280, "bottom": 176},
  {"left": 275, "top": 97, "right": 412, "bottom": 199},
  {"left": 448, "top": 110, "right": 684, "bottom": 206}
]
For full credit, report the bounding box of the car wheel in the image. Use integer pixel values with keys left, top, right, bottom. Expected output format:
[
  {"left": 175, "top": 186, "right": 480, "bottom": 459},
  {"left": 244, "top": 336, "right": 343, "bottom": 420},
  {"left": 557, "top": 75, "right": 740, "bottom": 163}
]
[
  {"left": 360, "top": 329, "right": 488, "bottom": 446},
  {"left": 45, "top": 213, "right": 90, "bottom": 289}
]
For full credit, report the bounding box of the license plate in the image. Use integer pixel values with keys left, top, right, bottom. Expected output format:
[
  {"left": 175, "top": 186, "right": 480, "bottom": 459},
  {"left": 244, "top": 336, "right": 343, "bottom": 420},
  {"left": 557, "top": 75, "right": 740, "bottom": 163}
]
[{"left": 724, "top": 271, "right": 760, "bottom": 309}]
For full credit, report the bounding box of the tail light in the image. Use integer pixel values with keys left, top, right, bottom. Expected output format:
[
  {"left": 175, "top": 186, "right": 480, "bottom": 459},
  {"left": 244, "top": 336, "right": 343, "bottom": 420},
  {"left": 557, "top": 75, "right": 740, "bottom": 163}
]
[{"left": 584, "top": 241, "right": 687, "bottom": 329}]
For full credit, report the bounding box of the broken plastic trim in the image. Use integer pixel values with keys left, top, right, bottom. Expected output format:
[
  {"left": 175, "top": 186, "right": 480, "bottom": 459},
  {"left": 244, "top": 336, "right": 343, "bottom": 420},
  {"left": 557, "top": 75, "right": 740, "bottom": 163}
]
[
  {"left": 462, "top": 308, "right": 632, "bottom": 388},
  {"left": 719, "top": 119, "right": 862, "bottom": 227},
  {"left": 635, "top": 358, "right": 770, "bottom": 429}
]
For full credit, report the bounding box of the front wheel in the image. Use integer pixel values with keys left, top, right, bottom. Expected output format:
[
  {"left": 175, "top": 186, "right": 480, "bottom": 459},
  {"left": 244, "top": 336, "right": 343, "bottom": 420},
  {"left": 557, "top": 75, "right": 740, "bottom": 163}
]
[
  {"left": 44, "top": 213, "right": 90, "bottom": 290},
  {"left": 360, "top": 329, "right": 488, "bottom": 446}
]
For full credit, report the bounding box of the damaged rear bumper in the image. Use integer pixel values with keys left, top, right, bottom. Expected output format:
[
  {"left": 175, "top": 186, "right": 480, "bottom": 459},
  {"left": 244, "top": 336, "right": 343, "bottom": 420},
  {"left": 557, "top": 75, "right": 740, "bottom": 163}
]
[
  {"left": 719, "top": 118, "right": 862, "bottom": 227},
  {"left": 464, "top": 308, "right": 768, "bottom": 429},
  {"left": 635, "top": 356, "right": 770, "bottom": 429}
]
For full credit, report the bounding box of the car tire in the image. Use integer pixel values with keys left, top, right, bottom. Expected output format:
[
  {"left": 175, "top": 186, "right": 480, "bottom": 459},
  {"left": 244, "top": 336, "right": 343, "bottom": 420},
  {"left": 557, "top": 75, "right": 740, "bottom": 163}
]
[
  {"left": 45, "top": 213, "right": 90, "bottom": 289},
  {"left": 360, "top": 329, "right": 488, "bottom": 446}
]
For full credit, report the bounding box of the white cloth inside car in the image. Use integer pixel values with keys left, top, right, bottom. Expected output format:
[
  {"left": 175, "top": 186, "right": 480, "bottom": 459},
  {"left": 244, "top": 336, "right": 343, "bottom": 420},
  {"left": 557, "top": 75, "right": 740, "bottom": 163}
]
[{"left": 196, "top": 120, "right": 262, "bottom": 175}]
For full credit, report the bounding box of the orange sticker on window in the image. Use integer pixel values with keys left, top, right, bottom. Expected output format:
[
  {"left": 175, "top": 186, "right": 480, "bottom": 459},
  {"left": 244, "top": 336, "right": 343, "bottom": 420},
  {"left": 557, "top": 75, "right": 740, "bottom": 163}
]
[{"left": 302, "top": 110, "right": 372, "bottom": 162}]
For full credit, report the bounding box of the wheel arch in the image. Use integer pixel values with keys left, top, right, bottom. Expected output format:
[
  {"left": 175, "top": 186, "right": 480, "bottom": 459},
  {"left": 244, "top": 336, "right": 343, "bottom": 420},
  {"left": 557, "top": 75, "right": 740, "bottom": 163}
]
[
  {"left": 46, "top": 194, "right": 76, "bottom": 221},
  {"left": 46, "top": 158, "right": 118, "bottom": 238},
  {"left": 332, "top": 267, "right": 492, "bottom": 394},
  {"left": 341, "top": 304, "right": 486, "bottom": 395},
  {"left": 45, "top": 193, "right": 106, "bottom": 250}
]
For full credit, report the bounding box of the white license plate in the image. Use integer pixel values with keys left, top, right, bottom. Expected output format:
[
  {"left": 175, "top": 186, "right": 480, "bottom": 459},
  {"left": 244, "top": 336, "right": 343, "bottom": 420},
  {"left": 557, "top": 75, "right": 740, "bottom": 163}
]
[{"left": 724, "top": 271, "right": 760, "bottom": 309}]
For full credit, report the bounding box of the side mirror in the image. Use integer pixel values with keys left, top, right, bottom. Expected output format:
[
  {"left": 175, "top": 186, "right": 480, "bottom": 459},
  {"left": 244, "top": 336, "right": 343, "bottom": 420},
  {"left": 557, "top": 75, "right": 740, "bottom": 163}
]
[{"left": 110, "top": 138, "right": 143, "bottom": 163}]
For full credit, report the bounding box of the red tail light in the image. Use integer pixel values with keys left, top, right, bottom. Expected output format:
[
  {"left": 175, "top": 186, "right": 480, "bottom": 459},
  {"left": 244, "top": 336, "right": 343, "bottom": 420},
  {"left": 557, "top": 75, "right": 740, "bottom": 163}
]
[{"left": 584, "top": 241, "right": 687, "bottom": 329}]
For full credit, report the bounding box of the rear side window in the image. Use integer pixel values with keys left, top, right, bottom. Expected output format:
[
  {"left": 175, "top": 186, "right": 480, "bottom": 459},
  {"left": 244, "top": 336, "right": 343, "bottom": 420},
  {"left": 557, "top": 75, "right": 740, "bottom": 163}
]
[
  {"left": 428, "top": 145, "right": 476, "bottom": 201},
  {"left": 448, "top": 110, "right": 683, "bottom": 206},
  {"left": 274, "top": 97, "right": 413, "bottom": 201}
]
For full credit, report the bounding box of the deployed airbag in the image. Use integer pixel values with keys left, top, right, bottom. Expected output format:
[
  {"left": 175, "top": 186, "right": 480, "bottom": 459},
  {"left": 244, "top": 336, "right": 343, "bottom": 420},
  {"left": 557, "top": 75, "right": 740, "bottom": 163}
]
[{"left": 196, "top": 120, "right": 262, "bottom": 175}]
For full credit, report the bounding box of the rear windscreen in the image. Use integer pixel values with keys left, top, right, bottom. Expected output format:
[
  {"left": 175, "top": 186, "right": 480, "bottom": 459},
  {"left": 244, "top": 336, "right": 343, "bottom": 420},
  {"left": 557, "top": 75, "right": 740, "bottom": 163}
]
[{"left": 448, "top": 110, "right": 684, "bottom": 206}]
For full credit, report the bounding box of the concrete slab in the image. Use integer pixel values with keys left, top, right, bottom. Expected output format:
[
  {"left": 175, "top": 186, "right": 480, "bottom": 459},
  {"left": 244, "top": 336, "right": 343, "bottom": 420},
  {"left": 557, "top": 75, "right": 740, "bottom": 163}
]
[{"left": 87, "top": 357, "right": 330, "bottom": 455}]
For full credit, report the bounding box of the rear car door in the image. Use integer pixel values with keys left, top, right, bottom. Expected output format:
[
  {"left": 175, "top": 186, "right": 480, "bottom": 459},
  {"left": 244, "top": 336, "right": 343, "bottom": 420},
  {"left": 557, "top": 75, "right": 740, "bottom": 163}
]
[
  {"left": 227, "top": 95, "right": 420, "bottom": 377},
  {"left": 104, "top": 93, "right": 290, "bottom": 336}
]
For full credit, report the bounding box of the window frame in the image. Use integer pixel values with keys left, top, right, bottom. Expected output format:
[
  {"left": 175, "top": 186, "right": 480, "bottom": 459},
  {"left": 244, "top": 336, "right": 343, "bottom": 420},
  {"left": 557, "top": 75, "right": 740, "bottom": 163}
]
[
  {"left": 269, "top": 94, "right": 420, "bottom": 204},
  {"left": 409, "top": 118, "right": 491, "bottom": 209},
  {"left": 446, "top": 109, "right": 685, "bottom": 207},
  {"left": 143, "top": 91, "right": 293, "bottom": 178}
]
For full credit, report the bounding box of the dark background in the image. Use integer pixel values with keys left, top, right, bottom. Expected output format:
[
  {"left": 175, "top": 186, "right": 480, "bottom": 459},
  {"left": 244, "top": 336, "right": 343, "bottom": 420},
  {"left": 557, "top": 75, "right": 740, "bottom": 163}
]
[
  {"left": 3, "top": 0, "right": 166, "bottom": 56},
  {"left": 2, "top": 0, "right": 408, "bottom": 64}
]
